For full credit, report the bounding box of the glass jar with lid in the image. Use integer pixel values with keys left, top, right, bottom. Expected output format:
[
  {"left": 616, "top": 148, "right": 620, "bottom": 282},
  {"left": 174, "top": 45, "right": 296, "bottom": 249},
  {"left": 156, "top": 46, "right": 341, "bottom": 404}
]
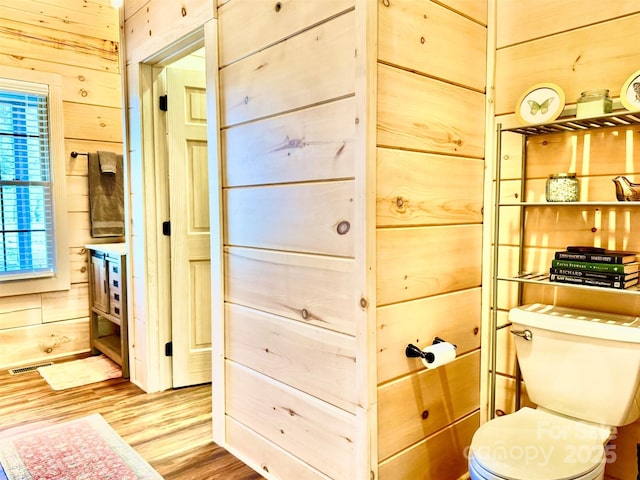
[
  {"left": 546, "top": 173, "right": 579, "bottom": 202},
  {"left": 576, "top": 89, "right": 612, "bottom": 118}
]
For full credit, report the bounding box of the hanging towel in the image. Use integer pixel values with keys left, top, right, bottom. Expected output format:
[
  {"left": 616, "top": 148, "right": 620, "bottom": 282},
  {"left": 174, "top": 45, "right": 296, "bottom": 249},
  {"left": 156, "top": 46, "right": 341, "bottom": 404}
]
[
  {"left": 98, "top": 150, "right": 118, "bottom": 174},
  {"left": 88, "top": 152, "right": 124, "bottom": 237}
]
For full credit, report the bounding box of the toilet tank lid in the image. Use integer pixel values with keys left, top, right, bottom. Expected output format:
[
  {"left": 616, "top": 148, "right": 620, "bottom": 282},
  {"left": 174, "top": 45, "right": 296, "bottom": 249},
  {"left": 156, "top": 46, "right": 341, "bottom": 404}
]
[{"left": 509, "top": 303, "right": 640, "bottom": 343}]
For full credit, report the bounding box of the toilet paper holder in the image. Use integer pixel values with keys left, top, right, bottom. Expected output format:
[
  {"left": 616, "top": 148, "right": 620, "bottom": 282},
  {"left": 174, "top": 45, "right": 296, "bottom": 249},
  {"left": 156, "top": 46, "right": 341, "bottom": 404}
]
[{"left": 405, "top": 337, "right": 457, "bottom": 363}]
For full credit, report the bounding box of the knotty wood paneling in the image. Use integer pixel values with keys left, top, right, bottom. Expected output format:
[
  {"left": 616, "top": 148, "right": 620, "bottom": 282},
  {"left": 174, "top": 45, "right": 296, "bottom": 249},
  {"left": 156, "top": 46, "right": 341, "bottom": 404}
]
[
  {"left": 222, "top": 98, "right": 356, "bottom": 187},
  {"left": 41, "top": 284, "right": 89, "bottom": 323},
  {"left": 225, "top": 246, "right": 356, "bottom": 335},
  {"left": 0, "top": 18, "right": 118, "bottom": 72},
  {"left": 377, "top": 147, "right": 484, "bottom": 226},
  {"left": 63, "top": 103, "right": 123, "bottom": 143},
  {"left": 0, "top": 319, "right": 89, "bottom": 369},
  {"left": 378, "top": 0, "right": 486, "bottom": 91},
  {"left": 377, "top": 225, "right": 483, "bottom": 306},
  {"left": 226, "top": 361, "right": 356, "bottom": 480},
  {"left": 377, "top": 288, "right": 481, "bottom": 384},
  {"left": 0, "top": 294, "right": 41, "bottom": 330},
  {"left": 224, "top": 181, "right": 355, "bottom": 257},
  {"left": 219, "top": 11, "right": 356, "bottom": 128},
  {"left": 66, "top": 176, "right": 89, "bottom": 213},
  {"left": 0, "top": 56, "right": 122, "bottom": 108},
  {"left": 378, "top": 351, "right": 480, "bottom": 461},
  {"left": 495, "top": 14, "right": 640, "bottom": 115},
  {"left": 225, "top": 417, "right": 332, "bottom": 480},
  {"left": 377, "top": 412, "right": 479, "bottom": 480},
  {"left": 226, "top": 303, "right": 357, "bottom": 412},
  {"left": 442, "top": 0, "right": 487, "bottom": 26},
  {"left": 123, "top": 0, "right": 213, "bottom": 63},
  {"left": 3, "top": 0, "right": 119, "bottom": 42},
  {"left": 218, "top": 0, "right": 354, "bottom": 67},
  {"left": 497, "top": 0, "right": 640, "bottom": 48},
  {"left": 377, "top": 64, "right": 485, "bottom": 158}
]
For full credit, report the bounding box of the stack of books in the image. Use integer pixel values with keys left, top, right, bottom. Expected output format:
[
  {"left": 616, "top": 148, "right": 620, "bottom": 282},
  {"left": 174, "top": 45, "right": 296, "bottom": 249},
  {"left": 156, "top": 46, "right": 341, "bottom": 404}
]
[{"left": 549, "top": 247, "right": 640, "bottom": 290}]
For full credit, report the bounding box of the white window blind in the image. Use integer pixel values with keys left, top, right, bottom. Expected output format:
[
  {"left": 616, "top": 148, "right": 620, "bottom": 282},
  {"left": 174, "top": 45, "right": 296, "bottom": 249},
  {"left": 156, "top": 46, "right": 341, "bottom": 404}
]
[{"left": 0, "top": 80, "right": 56, "bottom": 281}]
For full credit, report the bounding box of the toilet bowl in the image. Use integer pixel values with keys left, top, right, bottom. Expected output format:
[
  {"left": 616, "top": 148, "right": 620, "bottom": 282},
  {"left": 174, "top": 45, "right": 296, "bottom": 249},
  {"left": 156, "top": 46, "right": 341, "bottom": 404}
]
[
  {"left": 468, "top": 408, "right": 610, "bottom": 480},
  {"left": 468, "top": 303, "right": 640, "bottom": 480}
]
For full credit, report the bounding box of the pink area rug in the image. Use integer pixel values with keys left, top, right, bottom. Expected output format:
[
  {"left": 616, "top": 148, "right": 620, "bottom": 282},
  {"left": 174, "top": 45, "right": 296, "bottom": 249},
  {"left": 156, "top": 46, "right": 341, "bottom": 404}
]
[
  {"left": 0, "top": 414, "right": 162, "bottom": 479},
  {"left": 37, "top": 355, "right": 122, "bottom": 390}
]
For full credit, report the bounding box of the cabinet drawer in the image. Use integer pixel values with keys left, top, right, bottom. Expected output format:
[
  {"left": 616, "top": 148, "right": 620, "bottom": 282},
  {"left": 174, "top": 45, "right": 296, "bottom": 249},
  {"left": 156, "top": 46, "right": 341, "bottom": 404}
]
[
  {"left": 110, "top": 289, "right": 123, "bottom": 305},
  {"left": 109, "top": 266, "right": 121, "bottom": 286},
  {"left": 110, "top": 299, "right": 122, "bottom": 319}
]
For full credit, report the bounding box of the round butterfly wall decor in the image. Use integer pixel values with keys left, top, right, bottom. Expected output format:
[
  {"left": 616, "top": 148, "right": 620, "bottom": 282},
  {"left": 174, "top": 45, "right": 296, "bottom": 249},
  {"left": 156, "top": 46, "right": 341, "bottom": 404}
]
[
  {"left": 620, "top": 68, "right": 640, "bottom": 112},
  {"left": 515, "top": 83, "right": 566, "bottom": 125}
]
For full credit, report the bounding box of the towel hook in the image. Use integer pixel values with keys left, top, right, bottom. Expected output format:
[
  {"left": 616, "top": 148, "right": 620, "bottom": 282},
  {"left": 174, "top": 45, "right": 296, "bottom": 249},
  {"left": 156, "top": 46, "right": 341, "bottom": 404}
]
[{"left": 70, "top": 151, "right": 88, "bottom": 158}]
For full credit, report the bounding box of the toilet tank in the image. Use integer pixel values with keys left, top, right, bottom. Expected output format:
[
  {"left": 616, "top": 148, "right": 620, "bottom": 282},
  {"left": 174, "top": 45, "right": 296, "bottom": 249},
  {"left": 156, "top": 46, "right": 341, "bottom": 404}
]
[{"left": 509, "top": 303, "right": 640, "bottom": 426}]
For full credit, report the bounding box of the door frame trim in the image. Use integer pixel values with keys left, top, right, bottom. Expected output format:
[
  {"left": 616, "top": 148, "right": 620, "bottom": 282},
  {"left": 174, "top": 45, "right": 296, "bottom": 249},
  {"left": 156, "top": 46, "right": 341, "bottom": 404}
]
[{"left": 138, "top": 28, "right": 206, "bottom": 392}]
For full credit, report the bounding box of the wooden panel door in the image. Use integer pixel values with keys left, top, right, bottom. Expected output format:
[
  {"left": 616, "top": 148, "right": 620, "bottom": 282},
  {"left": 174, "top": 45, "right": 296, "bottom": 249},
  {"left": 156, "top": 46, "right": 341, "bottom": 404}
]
[{"left": 166, "top": 66, "right": 211, "bottom": 387}]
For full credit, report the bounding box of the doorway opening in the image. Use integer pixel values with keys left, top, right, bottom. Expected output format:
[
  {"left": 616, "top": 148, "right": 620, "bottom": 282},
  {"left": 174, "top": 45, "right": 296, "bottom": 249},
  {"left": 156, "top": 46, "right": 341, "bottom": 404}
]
[{"left": 139, "top": 32, "right": 212, "bottom": 390}]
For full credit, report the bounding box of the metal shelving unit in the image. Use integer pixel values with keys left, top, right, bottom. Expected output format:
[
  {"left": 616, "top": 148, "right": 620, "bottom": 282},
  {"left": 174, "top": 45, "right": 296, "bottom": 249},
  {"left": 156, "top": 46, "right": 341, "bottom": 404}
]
[{"left": 488, "top": 111, "right": 640, "bottom": 419}]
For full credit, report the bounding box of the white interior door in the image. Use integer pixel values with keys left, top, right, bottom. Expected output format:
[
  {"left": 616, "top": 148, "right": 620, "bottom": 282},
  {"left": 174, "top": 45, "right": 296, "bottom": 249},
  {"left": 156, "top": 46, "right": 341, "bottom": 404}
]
[{"left": 166, "top": 65, "right": 211, "bottom": 387}]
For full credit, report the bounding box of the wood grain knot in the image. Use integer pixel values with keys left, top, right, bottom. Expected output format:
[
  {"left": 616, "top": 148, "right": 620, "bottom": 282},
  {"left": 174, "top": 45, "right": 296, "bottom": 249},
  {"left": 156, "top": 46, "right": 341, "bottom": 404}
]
[
  {"left": 274, "top": 2, "right": 282, "bottom": 12},
  {"left": 382, "top": 0, "right": 390, "bottom": 6},
  {"left": 421, "top": 410, "right": 429, "bottom": 420},
  {"left": 474, "top": 326, "right": 479, "bottom": 335},
  {"left": 420, "top": 36, "right": 425, "bottom": 44},
  {"left": 181, "top": 7, "right": 187, "bottom": 16},
  {"left": 359, "top": 297, "right": 368, "bottom": 309},
  {"left": 336, "top": 220, "right": 350, "bottom": 235},
  {"left": 301, "top": 308, "right": 309, "bottom": 320}
]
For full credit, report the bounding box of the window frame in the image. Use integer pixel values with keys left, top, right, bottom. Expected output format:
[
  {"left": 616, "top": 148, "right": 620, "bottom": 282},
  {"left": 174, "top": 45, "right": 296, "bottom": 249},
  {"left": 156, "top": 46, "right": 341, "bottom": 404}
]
[{"left": 0, "top": 66, "right": 69, "bottom": 297}]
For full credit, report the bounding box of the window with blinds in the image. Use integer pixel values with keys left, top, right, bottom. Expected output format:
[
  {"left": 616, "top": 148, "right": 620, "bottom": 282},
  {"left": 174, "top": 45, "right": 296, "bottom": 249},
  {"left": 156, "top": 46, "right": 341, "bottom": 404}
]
[{"left": 0, "top": 82, "right": 56, "bottom": 281}]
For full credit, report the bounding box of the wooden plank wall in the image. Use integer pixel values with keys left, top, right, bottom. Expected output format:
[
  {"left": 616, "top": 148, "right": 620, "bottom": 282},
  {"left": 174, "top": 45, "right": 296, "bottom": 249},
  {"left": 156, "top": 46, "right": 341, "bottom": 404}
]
[
  {"left": 0, "top": 0, "right": 122, "bottom": 368},
  {"left": 375, "top": 0, "right": 486, "bottom": 478},
  {"left": 217, "top": 1, "right": 366, "bottom": 478},
  {"left": 494, "top": 2, "right": 640, "bottom": 478}
]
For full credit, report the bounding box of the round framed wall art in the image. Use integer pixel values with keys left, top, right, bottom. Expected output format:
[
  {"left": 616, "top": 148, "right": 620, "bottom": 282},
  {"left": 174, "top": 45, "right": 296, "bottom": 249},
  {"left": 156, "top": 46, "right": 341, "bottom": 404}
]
[
  {"left": 620, "top": 68, "right": 640, "bottom": 112},
  {"left": 515, "top": 83, "right": 566, "bottom": 125}
]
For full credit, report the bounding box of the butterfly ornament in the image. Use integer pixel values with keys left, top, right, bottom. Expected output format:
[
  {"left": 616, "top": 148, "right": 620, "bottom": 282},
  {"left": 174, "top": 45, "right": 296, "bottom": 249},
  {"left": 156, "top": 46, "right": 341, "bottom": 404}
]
[{"left": 527, "top": 97, "right": 554, "bottom": 115}]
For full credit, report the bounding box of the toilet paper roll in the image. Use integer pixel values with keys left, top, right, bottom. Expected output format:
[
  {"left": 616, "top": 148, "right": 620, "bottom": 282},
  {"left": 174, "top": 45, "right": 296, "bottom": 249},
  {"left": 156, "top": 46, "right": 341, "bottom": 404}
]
[{"left": 420, "top": 342, "right": 456, "bottom": 369}]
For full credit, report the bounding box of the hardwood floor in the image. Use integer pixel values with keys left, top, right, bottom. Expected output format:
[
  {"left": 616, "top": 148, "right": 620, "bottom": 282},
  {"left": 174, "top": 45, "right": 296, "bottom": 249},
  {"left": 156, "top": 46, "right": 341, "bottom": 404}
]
[{"left": 0, "top": 356, "right": 262, "bottom": 480}]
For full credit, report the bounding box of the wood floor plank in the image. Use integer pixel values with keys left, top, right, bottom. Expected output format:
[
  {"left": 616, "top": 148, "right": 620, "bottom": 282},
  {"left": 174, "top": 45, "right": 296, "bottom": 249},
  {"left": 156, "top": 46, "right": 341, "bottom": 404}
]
[{"left": 0, "top": 355, "right": 262, "bottom": 480}]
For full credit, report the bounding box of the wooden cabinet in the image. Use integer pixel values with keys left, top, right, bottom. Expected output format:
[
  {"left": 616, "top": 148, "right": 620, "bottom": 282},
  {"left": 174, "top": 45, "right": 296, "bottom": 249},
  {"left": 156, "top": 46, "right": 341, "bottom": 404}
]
[
  {"left": 87, "top": 244, "right": 129, "bottom": 378},
  {"left": 488, "top": 111, "right": 640, "bottom": 417}
]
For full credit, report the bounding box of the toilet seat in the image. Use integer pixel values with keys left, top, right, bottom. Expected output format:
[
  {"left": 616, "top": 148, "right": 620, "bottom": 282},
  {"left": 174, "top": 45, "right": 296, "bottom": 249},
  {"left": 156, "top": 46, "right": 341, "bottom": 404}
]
[
  {"left": 469, "top": 453, "right": 604, "bottom": 480},
  {"left": 469, "top": 408, "right": 608, "bottom": 480}
]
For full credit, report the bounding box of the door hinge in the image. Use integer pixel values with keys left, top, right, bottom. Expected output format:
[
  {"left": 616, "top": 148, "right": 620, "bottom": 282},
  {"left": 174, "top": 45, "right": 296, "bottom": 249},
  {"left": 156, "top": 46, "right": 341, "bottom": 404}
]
[
  {"left": 162, "top": 220, "right": 171, "bottom": 236},
  {"left": 165, "top": 341, "right": 173, "bottom": 357},
  {"left": 159, "top": 94, "right": 168, "bottom": 111}
]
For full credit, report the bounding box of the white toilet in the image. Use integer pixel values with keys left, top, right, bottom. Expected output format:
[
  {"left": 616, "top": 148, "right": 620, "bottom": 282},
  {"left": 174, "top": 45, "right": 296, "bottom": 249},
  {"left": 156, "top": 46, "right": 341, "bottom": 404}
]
[{"left": 469, "top": 303, "right": 640, "bottom": 480}]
